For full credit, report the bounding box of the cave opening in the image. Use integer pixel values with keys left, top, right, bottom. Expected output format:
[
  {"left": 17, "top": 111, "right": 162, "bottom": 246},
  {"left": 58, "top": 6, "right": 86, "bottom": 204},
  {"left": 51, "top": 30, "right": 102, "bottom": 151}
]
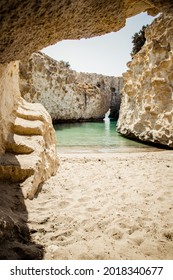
[
  {"left": 42, "top": 12, "right": 155, "bottom": 76},
  {"left": 0, "top": 0, "right": 173, "bottom": 261}
]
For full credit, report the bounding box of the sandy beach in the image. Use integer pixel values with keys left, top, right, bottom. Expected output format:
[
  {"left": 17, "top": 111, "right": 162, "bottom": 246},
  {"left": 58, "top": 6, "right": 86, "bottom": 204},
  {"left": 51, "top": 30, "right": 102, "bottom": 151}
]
[{"left": 25, "top": 148, "right": 173, "bottom": 260}]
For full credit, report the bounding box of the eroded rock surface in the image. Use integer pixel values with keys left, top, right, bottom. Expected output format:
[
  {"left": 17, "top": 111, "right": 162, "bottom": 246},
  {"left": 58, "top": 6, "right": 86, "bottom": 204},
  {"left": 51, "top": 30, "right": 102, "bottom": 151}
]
[
  {"left": 0, "top": 0, "right": 166, "bottom": 64},
  {"left": 0, "top": 62, "right": 58, "bottom": 199},
  {"left": 19, "top": 52, "right": 123, "bottom": 122},
  {"left": 117, "top": 14, "right": 173, "bottom": 147}
]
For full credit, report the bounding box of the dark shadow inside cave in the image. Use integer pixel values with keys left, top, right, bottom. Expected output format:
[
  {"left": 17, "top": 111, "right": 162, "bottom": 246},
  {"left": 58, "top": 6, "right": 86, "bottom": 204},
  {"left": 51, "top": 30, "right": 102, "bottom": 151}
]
[{"left": 0, "top": 159, "right": 44, "bottom": 259}]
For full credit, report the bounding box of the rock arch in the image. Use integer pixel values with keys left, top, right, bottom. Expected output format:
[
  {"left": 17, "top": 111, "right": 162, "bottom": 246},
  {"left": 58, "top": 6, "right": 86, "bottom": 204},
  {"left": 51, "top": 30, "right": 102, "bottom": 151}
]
[{"left": 0, "top": 0, "right": 172, "bottom": 63}]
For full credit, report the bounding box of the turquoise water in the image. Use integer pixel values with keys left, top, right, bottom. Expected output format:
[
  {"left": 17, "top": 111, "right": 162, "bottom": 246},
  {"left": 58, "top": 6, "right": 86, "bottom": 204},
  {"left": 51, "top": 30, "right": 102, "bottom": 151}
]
[{"left": 54, "top": 120, "right": 154, "bottom": 151}]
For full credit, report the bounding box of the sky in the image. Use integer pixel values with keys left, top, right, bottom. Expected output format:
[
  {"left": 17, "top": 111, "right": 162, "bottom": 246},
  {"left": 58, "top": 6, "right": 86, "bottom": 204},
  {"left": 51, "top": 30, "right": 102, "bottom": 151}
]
[{"left": 42, "top": 12, "right": 157, "bottom": 77}]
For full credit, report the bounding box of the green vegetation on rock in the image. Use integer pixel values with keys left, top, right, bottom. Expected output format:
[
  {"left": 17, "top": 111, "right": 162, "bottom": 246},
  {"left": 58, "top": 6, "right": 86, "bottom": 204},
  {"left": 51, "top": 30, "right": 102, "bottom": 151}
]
[{"left": 131, "top": 25, "right": 148, "bottom": 57}]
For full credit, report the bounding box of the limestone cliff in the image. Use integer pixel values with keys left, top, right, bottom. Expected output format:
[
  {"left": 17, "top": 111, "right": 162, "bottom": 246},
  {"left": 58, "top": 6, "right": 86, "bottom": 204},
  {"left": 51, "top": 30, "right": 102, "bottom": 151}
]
[
  {"left": 0, "top": 62, "right": 58, "bottom": 199},
  {"left": 19, "top": 52, "right": 123, "bottom": 122},
  {"left": 0, "top": 0, "right": 173, "bottom": 259},
  {"left": 76, "top": 72, "right": 123, "bottom": 121},
  {"left": 117, "top": 14, "right": 173, "bottom": 147}
]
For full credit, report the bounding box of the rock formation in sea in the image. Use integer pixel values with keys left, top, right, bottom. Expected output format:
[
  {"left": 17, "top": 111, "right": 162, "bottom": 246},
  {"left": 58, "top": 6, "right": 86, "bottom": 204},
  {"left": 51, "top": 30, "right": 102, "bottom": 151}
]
[
  {"left": 19, "top": 52, "right": 123, "bottom": 122},
  {"left": 0, "top": 0, "right": 173, "bottom": 259},
  {"left": 117, "top": 14, "right": 173, "bottom": 147}
]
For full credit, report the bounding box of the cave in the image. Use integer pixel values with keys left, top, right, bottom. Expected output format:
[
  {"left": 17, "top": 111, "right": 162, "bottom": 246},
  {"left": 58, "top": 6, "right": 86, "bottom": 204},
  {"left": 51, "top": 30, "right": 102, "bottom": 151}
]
[{"left": 0, "top": 0, "right": 173, "bottom": 259}]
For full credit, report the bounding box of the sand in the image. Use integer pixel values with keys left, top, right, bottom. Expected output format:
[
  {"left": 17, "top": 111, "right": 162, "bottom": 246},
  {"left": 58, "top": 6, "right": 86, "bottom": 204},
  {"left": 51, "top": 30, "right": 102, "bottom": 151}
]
[{"left": 25, "top": 148, "right": 173, "bottom": 260}]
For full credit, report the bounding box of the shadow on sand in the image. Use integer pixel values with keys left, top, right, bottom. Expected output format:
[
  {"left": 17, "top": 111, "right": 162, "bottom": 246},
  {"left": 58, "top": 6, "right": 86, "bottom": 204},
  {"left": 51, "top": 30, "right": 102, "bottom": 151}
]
[{"left": 0, "top": 180, "right": 44, "bottom": 260}]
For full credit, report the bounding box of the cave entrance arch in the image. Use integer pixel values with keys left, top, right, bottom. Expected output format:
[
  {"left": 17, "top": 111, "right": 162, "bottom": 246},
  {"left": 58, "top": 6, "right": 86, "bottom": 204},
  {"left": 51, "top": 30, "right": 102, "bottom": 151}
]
[{"left": 0, "top": 0, "right": 173, "bottom": 260}]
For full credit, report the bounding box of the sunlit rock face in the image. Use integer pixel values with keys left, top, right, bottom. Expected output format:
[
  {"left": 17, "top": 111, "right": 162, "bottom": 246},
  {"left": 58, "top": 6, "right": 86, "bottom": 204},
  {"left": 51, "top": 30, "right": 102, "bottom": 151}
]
[
  {"left": 76, "top": 72, "right": 123, "bottom": 121},
  {"left": 19, "top": 52, "right": 123, "bottom": 122},
  {"left": 117, "top": 14, "right": 173, "bottom": 147},
  {"left": 0, "top": 62, "right": 58, "bottom": 199},
  {"left": 0, "top": 62, "right": 20, "bottom": 154}
]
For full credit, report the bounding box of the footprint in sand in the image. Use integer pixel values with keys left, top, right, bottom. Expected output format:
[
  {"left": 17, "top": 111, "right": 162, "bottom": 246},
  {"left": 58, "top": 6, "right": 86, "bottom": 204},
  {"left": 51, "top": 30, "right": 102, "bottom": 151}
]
[
  {"left": 129, "top": 236, "right": 144, "bottom": 246},
  {"left": 157, "top": 196, "right": 165, "bottom": 202},
  {"left": 58, "top": 201, "right": 70, "bottom": 208},
  {"left": 50, "top": 230, "right": 74, "bottom": 244},
  {"left": 158, "top": 191, "right": 173, "bottom": 202},
  {"left": 163, "top": 231, "right": 173, "bottom": 241},
  {"left": 116, "top": 219, "right": 141, "bottom": 236},
  {"left": 106, "top": 227, "right": 124, "bottom": 240},
  {"left": 86, "top": 207, "right": 100, "bottom": 212},
  {"left": 78, "top": 196, "right": 90, "bottom": 203},
  {"left": 120, "top": 193, "right": 128, "bottom": 200}
]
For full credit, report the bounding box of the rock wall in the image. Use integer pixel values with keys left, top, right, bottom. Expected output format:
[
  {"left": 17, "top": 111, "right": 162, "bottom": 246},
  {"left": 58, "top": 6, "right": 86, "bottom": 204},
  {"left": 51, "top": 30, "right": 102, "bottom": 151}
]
[
  {"left": 117, "top": 14, "right": 173, "bottom": 147},
  {"left": 76, "top": 72, "right": 123, "bottom": 120},
  {"left": 1, "top": 0, "right": 167, "bottom": 64},
  {"left": 19, "top": 52, "right": 123, "bottom": 121},
  {"left": 0, "top": 62, "right": 58, "bottom": 199},
  {"left": 0, "top": 62, "right": 20, "bottom": 154}
]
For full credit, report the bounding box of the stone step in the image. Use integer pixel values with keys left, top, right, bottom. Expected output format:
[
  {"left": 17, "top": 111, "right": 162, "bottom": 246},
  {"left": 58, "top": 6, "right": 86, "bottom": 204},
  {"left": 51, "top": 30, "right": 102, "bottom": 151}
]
[
  {"left": 6, "top": 134, "right": 34, "bottom": 154},
  {"left": 16, "top": 100, "right": 51, "bottom": 123},
  {"left": 0, "top": 152, "right": 43, "bottom": 199},
  {"left": 0, "top": 153, "right": 36, "bottom": 182},
  {"left": 11, "top": 117, "right": 44, "bottom": 136},
  {"left": 5, "top": 134, "right": 44, "bottom": 154},
  {"left": 16, "top": 106, "right": 44, "bottom": 121}
]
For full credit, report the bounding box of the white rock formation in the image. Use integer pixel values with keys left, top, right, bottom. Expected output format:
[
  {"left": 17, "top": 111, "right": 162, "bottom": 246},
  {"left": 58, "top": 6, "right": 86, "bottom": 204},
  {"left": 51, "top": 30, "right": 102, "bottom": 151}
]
[
  {"left": 0, "top": 62, "right": 58, "bottom": 199},
  {"left": 117, "top": 14, "right": 173, "bottom": 147},
  {"left": 19, "top": 52, "right": 123, "bottom": 122}
]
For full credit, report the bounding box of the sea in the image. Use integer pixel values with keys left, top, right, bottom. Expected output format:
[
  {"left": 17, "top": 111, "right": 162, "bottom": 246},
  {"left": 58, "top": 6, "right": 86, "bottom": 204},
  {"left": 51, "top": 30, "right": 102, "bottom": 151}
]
[{"left": 54, "top": 118, "right": 160, "bottom": 153}]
